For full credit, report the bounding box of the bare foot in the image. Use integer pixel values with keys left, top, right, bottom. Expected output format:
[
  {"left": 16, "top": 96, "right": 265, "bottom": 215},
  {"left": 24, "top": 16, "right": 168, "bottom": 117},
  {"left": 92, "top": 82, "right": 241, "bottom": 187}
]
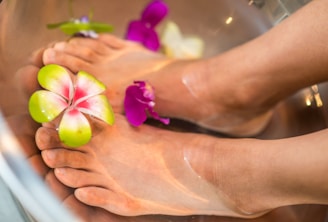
[
  {"left": 36, "top": 114, "right": 273, "bottom": 218},
  {"left": 41, "top": 34, "right": 272, "bottom": 136},
  {"left": 42, "top": 35, "right": 172, "bottom": 113}
]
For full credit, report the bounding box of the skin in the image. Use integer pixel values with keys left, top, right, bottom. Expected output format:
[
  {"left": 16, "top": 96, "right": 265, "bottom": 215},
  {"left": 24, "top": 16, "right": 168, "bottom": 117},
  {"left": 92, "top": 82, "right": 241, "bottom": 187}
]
[
  {"left": 35, "top": 114, "right": 328, "bottom": 217},
  {"left": 17, "top": 0, "right": 328, "bottom": 218},
  {"left": 40, "top": 35, "right": 270, "bottom": 137},
  {"left": 7, "top": 90, "right": 316, "bottom": 222},
  {"left": 8, "top": 108, "right": 317, "bottom": 222},
  {"left": 8, "top": 41, "right": 324, "bottom": 222},
  {"left": 7, "top": 78, "right": 328, "bottom": 221},
  {"left": 9, "top": 62, "right": 119, "bottom": 222},
  {"left": 39, "top": 0, "right": 328, "bottom": 137}
]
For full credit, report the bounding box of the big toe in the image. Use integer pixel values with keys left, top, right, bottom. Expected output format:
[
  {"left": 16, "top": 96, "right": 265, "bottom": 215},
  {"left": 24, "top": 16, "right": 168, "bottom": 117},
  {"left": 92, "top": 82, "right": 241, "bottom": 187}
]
[
  {"left": 75, "top": 187, "right": 142, "bottom": 216},
  {"left": 35, "top": 127, "right": 60, "bottom": 150}
]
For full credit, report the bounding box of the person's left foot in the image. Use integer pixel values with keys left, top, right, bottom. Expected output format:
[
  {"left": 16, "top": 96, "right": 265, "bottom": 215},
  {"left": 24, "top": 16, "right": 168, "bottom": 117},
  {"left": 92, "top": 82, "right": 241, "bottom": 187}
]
[{"left": 42, "top": 35, "right": 173, "bottom": 113}]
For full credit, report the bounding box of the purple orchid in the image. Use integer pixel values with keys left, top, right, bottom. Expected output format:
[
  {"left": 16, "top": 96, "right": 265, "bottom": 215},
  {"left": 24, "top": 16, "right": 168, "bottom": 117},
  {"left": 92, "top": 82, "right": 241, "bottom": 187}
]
[
  {"left": 124, "top": 81, "right": 170, "bottom": 126},
  {"left": 72, "top": 16, "right": 98, "bottom": 38},
  {"left": 125, "top": 0, "right": 169, "bottom": 51}
]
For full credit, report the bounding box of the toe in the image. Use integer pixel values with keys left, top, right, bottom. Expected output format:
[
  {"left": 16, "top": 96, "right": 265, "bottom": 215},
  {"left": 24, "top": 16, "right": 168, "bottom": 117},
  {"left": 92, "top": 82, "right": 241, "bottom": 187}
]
[
  {"left": 98, "top": 34, "right": 127, "bottom": 49},
  {"left": 53, "top": 41, "right": 106, "bottom": 63},
  {"left": 45, "top": 170, "right": 73, "bottom": 200},
  {"left": 29, "top": 154, "right": 49, "bottom": 177},
  {"left": 54, "top": 167, "right": 109, "bottom": 188},
  {"left": 75, "top": 187, "right": 142, "bottom": 216},
  {"left": 35, "top": 127, "right": 60, "bottom": 150},
  {"left": 41, "top": 148, "right": 90, "bottom": 169},
  {"left": 43, "top": 48, "right": 91, "bottom": 73},
  {"left": 15, "top": 65, "right": 40, "bottom": 98},
  {"left": 28, "top": 47, "right": 46, "bottom": 67},
  {"left": 68, "top": 38, "right": 112, "bottom": 56}
]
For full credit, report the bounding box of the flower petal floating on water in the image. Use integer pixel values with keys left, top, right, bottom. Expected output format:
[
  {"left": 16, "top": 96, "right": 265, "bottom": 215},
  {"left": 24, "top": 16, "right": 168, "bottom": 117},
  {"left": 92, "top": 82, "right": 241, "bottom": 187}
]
[
  {"left": 161, "top": 21, "right": 204, "bottom": 59},
  {"left": 124, "top": 81, "right": 169, "bottom": 126},
  {"left": 126, "top": 0, "right": 169, "bottom": 51},
  {"left": 29, "top": 64, "right": 115, "bottom": 147}
]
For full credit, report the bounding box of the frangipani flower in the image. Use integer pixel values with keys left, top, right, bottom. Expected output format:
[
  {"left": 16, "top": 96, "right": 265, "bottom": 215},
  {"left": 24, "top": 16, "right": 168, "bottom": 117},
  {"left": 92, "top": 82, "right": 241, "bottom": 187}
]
[
  {"left": 161, "top": 21, "right": 204, "bottom": 59},
  {"left": 47, "top": 15, "right": 114, "bottom": 38},
  {"left": 124, "top": 81, "right": 169, "bottom": 126},
  {"left": 126, "top": 0, "right": 169, "bottom": 51},
  {"left": 29, "top": 64, "right": 115, "bottom": 147}
]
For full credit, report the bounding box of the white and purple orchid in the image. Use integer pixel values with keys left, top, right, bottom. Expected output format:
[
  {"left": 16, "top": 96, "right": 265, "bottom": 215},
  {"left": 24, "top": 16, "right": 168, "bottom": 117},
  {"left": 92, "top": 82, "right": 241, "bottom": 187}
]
[
  {"left": 125, "top": 0, "right": 204, "bottom": 58},
  {"left": 124, "top": 81, "right": 169, "bottom": 126},
  {"left": 29, "top": 64, "right": 115, "bottom": 147}
]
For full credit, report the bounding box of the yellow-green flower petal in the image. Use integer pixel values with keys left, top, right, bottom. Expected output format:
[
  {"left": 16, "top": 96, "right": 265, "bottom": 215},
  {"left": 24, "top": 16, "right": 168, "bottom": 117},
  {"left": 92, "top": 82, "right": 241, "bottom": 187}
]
[
  {"left": 77, "top": 95, "right": 115, "bottom": 125},
  {"left": 58, "top": 109, "right": 92, "bottom": 147},
  {"left": 59, "top": 22, "right": 114, "bottom": 36},
  {"left": 29, "top": 90, "right": 68, "bottom": 123},
  {"left": 38, "top": 64, "right": 74, "bottom": 100}
]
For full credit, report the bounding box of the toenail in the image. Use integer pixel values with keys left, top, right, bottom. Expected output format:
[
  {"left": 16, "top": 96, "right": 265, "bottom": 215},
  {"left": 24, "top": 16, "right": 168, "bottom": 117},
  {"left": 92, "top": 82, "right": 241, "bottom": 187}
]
[
  {"left": 55, "top": 168, "right": 65, "bottom": 175},
  {"left": 36, "top": 131, "right": 51, "bottom": 149},
  {"left": 54, "top": 42, "right": 66, "bottom": 50},
  {"left": 42, "top": 150, "right": 55, "bottom": 161},
  {"left": 44, "top": 49, "right": 56, "bottom": 61}
]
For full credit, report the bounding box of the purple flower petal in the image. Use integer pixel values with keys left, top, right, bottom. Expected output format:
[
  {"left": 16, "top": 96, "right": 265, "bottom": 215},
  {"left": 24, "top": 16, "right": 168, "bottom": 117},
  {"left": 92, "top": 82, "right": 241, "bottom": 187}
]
[
  {"left": 124, "top": 81, "right": 170, "bottom": 126},
  {"left": 143, "top": 28, "right": 161, "bottom": 51},
  {"left": 79, "top": 16, "right": 90, "bottom": 23},
  {"left": 125, "top": 0, "right": 168, "bottom": 51},
  {"left": 148, "top": 108, "right": 170, "bottom": 125},
  {"left": 134, "top": 81, "right": 155, "bottom": 101},
  {"left": 124, "top": 84, "right": 149, "bottom": 126},
  {"left": 126, "top": 21, "right": 148, "bottom": 42},
  {"left": 141, "top": 0, "right": 169, "bottom": 28},
  {"left": 126, "top": 21, "right": 160, "bottom": 51}
]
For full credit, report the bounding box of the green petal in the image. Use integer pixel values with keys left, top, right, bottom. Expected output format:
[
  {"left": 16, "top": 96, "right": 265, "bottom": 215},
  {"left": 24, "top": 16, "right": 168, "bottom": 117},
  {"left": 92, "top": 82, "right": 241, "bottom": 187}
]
[
  {"left": 73, "top": 70, "right": 106, "bottom": 103},
  {"left": 38, "top": 64, "right": 73, "bottom": 100},
  {"left": 47, "top": 21, "right": 69, "bottom": 29},
  {"left": 58, "top": 109, "right": 92, "bottom": 148},
  {"left": 29, "top": 90, "right": 67, "bottom": 123},
  {"left": 59, "top": 22, "right": 114, "bottom": 35},
  {"left": 77, "top": 95, "right": 115, "bottom": 125}
]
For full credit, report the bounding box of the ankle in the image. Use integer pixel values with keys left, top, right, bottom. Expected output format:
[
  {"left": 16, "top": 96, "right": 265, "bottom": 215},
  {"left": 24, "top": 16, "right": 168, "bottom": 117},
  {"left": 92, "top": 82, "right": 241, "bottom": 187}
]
[
  {"left": 204, "top": 55, "right": 277, "bottom": 112},
  {"left": 185, "top": 137, "right": 277, "bottom": 215},
  {"left": 148, "top": 60, "right": 213, "bottom": 120},
  {"left": 149, "top": 58, "right": 274, "bottom": 136}
]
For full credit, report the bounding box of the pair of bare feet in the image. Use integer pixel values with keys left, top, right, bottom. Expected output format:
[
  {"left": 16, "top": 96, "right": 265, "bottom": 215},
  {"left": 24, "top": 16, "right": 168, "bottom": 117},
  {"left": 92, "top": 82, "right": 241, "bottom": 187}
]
[{"left": 24, "top": 34, "right": 278, "bottom": 218}]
